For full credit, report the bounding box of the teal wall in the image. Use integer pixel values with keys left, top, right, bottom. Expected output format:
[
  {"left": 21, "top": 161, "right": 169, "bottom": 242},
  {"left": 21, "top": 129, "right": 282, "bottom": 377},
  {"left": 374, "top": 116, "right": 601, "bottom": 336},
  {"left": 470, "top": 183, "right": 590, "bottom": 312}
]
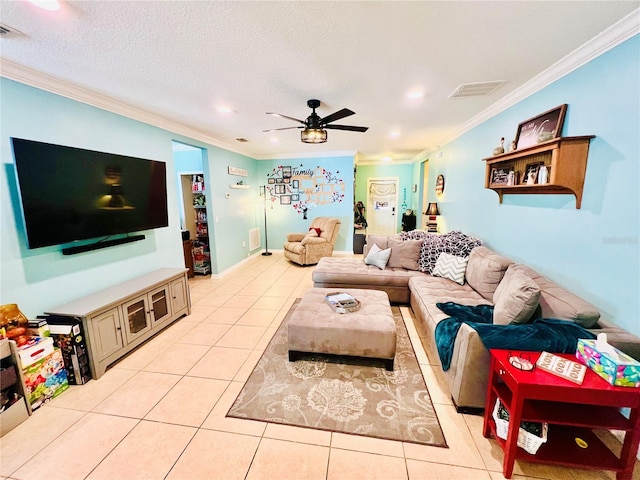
[
  {"left": 0, "top": 78, "right": 261, "bottom": 317},
  {"left": 202, "top": 145, "right": 261, "bottom": 271},
  {"left": 426, "top": 35, "right": 639, "bottom": 336},
  {"left": 355, "top": 162, "right": 415, "bottom": 232},
  {"left": 257, "top": 156, "right": 355, "bottom": 252}
]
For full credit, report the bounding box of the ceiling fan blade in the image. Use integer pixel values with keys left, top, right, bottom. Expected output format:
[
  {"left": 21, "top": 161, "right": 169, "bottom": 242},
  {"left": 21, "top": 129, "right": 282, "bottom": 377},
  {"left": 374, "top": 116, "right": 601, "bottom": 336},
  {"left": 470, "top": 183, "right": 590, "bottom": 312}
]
[
  {"left": 266, "top": 112, "right": 305, "bottom": 124},
  {"left": 324, "top": 124, "right": 369, "bottom": 132},
  {"left": 320, "top": 108, "right": 355, "bottom": 125},
  {"left": 262, "top": 126, "right": 303, "bottom": 132}
]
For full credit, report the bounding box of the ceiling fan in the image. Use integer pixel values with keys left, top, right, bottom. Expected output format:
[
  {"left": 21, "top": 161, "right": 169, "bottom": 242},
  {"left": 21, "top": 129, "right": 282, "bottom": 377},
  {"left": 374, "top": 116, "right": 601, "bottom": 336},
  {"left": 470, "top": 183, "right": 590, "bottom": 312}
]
[{"left": 263, "top": 99, "right": 369, "bottom": 143}]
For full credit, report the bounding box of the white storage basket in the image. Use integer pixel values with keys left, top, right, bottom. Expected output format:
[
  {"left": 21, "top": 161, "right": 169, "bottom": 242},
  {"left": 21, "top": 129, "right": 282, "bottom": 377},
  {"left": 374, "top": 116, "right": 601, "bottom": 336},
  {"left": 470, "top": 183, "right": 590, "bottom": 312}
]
[{"left": 492, "top": 398, "right": 548, "bottom": 455}]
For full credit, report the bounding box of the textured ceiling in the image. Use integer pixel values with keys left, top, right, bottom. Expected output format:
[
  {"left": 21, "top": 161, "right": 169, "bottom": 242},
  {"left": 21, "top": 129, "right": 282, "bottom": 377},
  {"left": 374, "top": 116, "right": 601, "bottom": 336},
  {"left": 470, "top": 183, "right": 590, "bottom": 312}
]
[{"left": 0, "top": 1, "right": 637, "bottom": 163}]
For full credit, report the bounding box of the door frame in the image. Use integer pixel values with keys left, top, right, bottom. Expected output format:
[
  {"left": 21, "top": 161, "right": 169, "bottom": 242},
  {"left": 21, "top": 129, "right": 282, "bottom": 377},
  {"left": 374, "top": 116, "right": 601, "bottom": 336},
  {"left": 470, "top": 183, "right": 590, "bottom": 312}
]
[{"left": 366, "top": 177, "right": 400, "bottom": 235}]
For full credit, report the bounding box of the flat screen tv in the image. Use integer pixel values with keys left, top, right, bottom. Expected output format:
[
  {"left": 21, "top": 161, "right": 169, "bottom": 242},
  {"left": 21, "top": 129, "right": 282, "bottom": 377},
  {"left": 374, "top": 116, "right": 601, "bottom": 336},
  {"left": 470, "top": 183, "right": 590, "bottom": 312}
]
[{"left": 11, "top": 138, "right": 169, "bottom": 251}]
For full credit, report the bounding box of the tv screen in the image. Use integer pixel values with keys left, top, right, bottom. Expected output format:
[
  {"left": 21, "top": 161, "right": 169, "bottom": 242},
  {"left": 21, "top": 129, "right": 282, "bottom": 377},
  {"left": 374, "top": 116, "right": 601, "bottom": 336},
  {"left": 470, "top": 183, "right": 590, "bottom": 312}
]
[{"left": 11, "top": 138, "right": 169, "bottom": 249}]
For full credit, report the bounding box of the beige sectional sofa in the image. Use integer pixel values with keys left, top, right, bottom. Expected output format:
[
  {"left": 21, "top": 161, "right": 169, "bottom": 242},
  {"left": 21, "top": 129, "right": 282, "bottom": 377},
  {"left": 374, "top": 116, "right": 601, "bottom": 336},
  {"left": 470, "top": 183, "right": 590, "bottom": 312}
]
[{"left": 312, "top": 233, "right": 640, "bottom": 411}]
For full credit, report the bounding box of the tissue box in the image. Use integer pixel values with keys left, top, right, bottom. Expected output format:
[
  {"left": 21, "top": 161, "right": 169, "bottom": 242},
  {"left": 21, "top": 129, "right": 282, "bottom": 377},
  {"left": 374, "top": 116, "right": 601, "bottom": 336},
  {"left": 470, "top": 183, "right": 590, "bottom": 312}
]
[{"left": 576, "top": 339, "right": 640, "bottom": 387}]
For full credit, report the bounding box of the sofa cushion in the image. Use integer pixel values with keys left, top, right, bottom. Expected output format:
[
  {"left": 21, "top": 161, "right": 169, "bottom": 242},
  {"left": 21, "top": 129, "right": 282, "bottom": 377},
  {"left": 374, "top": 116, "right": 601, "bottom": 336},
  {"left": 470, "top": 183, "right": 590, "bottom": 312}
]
[
  {"left": 387, "top": 238, "right": 422, "bottom": 270},
  {"left": 417, "top": 231, "right": 482, "bottom": 274},
  {"left": 492, "top": 266, "right": 541, "bottom": 325},
  {"left": 508, "top": 264, "right": 601, "bottom": 328},
  {"left": 363, "top": 234, "right": 401, "bottom": 256},
  {"left": 465, "top": 246, "right": 513, "bottom": 302},
  {"left": 364, "top": 243, "right": 391, "bottom": 270},
  {"left": 432, "top": 253, "right": 469, "bottom": 285}
]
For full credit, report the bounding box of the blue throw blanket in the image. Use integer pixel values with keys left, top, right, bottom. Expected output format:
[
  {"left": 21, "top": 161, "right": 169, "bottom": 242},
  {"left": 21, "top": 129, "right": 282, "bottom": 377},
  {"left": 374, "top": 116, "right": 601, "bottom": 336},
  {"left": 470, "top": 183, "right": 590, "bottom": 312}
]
[{"left": 434, "top": 302, "right": 596, "bottom": 371}]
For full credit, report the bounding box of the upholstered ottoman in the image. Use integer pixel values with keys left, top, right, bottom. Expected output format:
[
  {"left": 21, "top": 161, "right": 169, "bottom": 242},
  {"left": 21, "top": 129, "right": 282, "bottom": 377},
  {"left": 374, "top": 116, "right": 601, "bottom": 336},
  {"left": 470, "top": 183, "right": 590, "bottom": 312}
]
[{"left": 288, "top": 288, "right": 397, "bottom": 370}]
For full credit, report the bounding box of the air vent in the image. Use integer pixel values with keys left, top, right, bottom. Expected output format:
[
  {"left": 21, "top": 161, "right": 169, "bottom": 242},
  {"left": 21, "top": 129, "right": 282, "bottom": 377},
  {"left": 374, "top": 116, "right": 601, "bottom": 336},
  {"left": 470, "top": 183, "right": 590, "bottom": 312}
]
[
  {"left": 0, "top": 23, "right": 25, "bottom": 37},
  {"left": 449, "top": 80, "right": 505, "bottom": 98}
]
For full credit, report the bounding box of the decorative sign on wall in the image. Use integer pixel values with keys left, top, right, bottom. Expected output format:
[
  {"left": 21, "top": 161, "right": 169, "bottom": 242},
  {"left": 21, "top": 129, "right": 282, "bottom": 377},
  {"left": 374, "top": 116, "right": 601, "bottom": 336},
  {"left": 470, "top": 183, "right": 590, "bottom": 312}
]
[
  {"left": 228, "top": 166, "right": 248, "bottom": 177},
  {"left": 266, "top": 164, "right": 345, "bottom": 215}
]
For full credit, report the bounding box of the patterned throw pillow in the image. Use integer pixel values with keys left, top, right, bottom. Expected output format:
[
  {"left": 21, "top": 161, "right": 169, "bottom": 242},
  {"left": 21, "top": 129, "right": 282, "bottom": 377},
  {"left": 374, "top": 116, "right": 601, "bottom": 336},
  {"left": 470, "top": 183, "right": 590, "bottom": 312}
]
[
  {"left": 432, "top": 253, "right": 469, "bottom": 285},
  {"left": 399, "top": 230, "right": 430, "bottom": 241},
  {"left": 418, "top": 230, "right": 483, "bottom": 273},
  {"left": 364, "top": 243, "right": 392, "bottom": 270}
]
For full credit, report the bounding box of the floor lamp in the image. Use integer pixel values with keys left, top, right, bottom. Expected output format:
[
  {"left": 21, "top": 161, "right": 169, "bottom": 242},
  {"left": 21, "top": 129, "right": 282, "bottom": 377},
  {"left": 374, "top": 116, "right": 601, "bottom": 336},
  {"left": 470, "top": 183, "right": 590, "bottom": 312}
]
[{"left": 260, "top": 186, "right": 272, "bottom": 256}]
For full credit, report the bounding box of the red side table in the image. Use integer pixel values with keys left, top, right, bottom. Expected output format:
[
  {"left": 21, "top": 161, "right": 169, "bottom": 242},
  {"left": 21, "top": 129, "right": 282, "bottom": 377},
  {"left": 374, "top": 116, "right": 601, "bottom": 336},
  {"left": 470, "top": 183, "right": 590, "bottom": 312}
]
[{"left": 483, "top": 349, "right": 640, "bottom": 479}]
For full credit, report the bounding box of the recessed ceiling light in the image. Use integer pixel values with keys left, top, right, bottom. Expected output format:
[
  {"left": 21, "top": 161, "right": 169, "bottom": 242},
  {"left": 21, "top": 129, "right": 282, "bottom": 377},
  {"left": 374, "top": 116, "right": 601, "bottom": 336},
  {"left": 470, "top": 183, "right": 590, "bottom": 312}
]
[
  {"left": 27, "top": 0, "right": 60, "bottom": 11},
  {"left": 381, "top": 156, "right": 393, "bottom": 162},
  {"left": 406, "top": 90, "right": 424, "bottom": 100},
  {"left": 216, "top": 106, "right": 233, "bottom": 114},
  {"left": 270, "top": 137, "right": 279, "bottom": 143},
  {"left": 390, "top": 130, "right": 401, "bottom": 138}
]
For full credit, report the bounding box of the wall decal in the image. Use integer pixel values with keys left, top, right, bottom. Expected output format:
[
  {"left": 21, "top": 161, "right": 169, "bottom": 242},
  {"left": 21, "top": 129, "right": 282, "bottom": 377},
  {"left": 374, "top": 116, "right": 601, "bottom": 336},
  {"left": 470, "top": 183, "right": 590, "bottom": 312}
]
[{"left": 266, "top": 164, "right": 345, "bottom": 215}]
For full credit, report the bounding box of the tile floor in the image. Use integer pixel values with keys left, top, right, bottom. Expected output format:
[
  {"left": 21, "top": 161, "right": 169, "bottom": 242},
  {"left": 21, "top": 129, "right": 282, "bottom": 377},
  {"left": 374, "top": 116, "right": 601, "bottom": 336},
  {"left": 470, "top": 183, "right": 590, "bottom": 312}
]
[{"left": 1, "top": 253, "right": 638, "bottom": 480}]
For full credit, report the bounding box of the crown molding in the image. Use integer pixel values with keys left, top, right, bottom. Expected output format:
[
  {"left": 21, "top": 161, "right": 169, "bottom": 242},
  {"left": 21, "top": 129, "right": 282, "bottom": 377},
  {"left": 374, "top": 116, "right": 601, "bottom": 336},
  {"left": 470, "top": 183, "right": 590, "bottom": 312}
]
[
  {"left": 0, "top": 59, "right": 247, "bottom": 156},
  {"left": 412, "top": 8, "right": 640, "bottom": 163}
]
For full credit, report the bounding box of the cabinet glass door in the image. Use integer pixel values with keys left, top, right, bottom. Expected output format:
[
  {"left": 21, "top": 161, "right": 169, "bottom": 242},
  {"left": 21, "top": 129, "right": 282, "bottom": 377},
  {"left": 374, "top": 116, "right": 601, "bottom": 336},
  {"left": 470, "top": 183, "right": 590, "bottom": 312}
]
[
  {"left": 123, "top": 297, "right": 152, "bottom": 343},
  {"left": 149, "top": 286, "right": 172, "bottom": 326}
]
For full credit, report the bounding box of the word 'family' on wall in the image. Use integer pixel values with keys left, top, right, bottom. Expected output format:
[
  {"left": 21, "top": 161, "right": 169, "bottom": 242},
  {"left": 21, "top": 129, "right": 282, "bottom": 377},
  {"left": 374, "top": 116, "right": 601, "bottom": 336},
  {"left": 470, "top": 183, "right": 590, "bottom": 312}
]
[{"left": 266, "top": 164, "right": 345, "bottom": 214}]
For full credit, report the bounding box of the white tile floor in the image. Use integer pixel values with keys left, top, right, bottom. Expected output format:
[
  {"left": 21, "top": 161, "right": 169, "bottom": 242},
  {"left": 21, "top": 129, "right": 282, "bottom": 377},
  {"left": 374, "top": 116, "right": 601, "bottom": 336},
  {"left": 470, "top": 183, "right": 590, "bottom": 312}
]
[{"left": 1, "top": 253, "right": 637, "bottom": 480}]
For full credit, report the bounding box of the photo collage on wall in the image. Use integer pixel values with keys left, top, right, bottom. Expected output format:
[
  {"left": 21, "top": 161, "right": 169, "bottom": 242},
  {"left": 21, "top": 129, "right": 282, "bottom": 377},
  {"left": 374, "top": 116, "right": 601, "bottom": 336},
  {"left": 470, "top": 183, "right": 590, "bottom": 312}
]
[{"left": 266, "top": 164, "right": 345, "bottom": 215}]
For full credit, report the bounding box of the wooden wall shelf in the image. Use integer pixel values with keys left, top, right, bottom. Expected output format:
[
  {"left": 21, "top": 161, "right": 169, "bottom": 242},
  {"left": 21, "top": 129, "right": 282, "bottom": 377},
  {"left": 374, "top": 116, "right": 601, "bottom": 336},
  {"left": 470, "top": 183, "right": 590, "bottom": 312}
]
[{"left": 483, "top": 136, "right": 595, "bottom": 209}]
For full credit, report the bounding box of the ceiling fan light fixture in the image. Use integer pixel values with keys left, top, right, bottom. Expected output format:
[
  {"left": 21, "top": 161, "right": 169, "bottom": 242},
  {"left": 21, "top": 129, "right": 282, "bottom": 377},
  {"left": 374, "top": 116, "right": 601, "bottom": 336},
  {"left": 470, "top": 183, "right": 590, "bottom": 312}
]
[{"left": 301, "top": 128, "right": 327, "bottom": 144}]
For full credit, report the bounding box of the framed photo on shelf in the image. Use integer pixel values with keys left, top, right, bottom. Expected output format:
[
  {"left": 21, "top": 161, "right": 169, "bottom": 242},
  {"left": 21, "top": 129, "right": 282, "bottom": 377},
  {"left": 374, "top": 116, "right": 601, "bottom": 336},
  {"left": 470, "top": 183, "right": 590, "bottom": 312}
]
[
  {"left": 515, "top": 104, "right": 567, "bottom": 150},
  {"left": 523, "top": 162, "right": 544, "bottom": 185},
  {"left": 490, "top": 167, "right": 510, "bottom": 186}
]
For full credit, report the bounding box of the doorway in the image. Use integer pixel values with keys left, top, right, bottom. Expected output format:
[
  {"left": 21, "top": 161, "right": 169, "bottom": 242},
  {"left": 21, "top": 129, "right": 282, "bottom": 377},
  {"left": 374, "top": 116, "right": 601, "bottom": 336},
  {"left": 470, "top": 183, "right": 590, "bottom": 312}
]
[
  {"left": 421, "top": 160, "right": 429, "bottom": 229},
  {"left": 366, "top": 178, "right": 399, "bottom": 235},
  {"left": 172, "top": 142, "right": 211, "bottom": 275}
]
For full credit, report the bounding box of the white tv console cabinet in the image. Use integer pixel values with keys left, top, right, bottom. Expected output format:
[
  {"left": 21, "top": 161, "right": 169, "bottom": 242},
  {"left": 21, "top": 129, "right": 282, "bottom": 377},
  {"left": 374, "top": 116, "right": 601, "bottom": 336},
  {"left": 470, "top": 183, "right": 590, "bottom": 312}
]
[{"left": 46, "top": 268, "right": 191, "bottom": 380}]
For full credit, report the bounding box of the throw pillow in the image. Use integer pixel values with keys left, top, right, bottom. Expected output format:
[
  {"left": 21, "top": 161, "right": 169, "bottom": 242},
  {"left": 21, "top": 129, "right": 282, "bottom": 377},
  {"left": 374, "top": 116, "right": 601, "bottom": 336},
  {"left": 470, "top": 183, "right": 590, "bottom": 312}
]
[
  {"left": 417, "top": 230, "right": 482, "bottom": 274},
  {"left": 432, "top": 253, "right": 469, "bottom": 285},
  {"left": 492, "top": 267, "right": 541, "bottom": 325},
  {"left": 308, "top": 227, "right": 322, "bottom": 237},
  {"left": 364, "top": 243, "right": 391, "bottom": 270},
  {"left": 387, "top": 238, "right": 422, "bottom": 270}
]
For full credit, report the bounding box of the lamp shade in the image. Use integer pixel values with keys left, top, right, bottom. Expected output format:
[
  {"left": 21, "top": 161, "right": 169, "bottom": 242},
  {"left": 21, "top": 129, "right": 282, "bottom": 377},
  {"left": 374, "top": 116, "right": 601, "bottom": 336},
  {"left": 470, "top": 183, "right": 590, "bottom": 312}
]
[
  {"left": 301, "top": 128, "right": 327, "bottom": 143},
  {"left": 426, "top": 202, "right": 440, "bottom": 216}
]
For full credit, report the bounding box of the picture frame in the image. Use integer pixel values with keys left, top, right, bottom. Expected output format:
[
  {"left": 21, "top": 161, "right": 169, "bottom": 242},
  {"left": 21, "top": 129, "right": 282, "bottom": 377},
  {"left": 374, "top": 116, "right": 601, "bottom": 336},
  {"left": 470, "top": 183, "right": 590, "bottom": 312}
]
[
  {"left": 268, "top": 177, "right": 275, "bottom": 184},
  {"left": 282, "top": 166, "right": 292, "bottom": 178},
  {"left": 291, "top": 194, "right": 299, "bottom": 201},
  {"left": 515, "top": 104, "right": 567, "bottom": 150},
  {"left": 274, "top": 184, "right": 286, "bottom": 195},
  {"left": 435, "top": 174, "right": 445, "bottom": 195},
  {"left": 523, "top": 162, "right": 544, "bottom": 185},
  {"left": 280, "top": 195, "right": 291, "bottom": 205},
  {"left": 490, "top": 167, "right": 510, "bottom": 186},
  {"left": 292, "top": 180, "right": 299, "bottom": 189}
]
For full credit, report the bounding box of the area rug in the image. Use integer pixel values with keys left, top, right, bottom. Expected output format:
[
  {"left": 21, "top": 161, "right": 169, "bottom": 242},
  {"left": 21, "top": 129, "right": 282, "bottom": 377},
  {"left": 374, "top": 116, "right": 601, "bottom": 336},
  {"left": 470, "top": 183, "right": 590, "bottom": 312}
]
[{"left": 227, "top": 300, "right": 448, "bottom": 448}]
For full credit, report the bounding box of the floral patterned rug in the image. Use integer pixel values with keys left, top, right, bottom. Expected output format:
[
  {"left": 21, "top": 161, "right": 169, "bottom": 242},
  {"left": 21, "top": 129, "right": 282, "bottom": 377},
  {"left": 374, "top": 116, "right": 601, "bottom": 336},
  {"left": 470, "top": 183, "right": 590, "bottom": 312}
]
[{"left": 226, "top": 300, "right": 447, "bottom": 448}]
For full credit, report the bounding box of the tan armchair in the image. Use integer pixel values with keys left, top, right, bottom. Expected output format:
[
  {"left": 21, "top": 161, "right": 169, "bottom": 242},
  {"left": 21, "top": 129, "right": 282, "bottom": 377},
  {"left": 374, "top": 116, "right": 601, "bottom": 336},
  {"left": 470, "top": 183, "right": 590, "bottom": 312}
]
[{"left": 283, "top": 217, "right": 342, "bottom": 266}]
